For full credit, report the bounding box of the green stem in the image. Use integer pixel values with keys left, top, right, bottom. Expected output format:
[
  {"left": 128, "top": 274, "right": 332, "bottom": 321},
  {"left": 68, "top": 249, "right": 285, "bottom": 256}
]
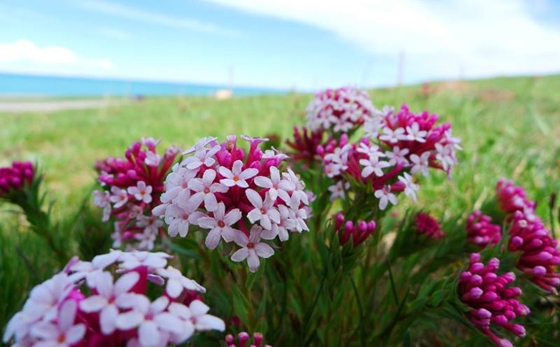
[{"left": 350, "top": 275, "right": 366, "bottom": 347}]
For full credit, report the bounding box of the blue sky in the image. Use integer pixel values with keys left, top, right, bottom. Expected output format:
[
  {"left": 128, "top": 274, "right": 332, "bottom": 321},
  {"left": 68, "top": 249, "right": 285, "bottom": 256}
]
[{"left": 1, "top": 0, "right": 559, "bottom": 90}]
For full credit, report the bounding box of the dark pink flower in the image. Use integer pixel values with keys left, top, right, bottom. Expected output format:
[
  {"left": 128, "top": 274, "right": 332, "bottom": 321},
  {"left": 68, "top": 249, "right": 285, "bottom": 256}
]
[
  {"left": 458, "top": 253, "right": 529, "bottom": 347},
  {"left": 0, "top": 161, "right": 35, "bottom": 198},
  {"left": 225, "top": 331, "right": 271, "bottom": 347},
  {"left": 466, "top": 211, "right": 502, "bottom": 248},
  {"left": 93, "top": 138, "right": 179, "bottom": 250},
  {"left": 334, "top": 212, "right": 376, "bottom": 247},
  {"left": 414, "top": 212, "right": 444, "bottom": 239}
]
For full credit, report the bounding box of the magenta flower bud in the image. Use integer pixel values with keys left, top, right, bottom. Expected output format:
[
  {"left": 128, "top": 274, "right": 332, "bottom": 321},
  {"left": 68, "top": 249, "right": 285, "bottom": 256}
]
[
  {"left": 225, "top": 334, "right": 235, "bottom": 344},
  {"left": 470, "top": 262, "right": 485, "bottom": 273},
  {"left": 509, "top": 236, "right": 523, "bottom": 251},
  {"left": 253, "top": 333, "right": 264, "bottom": 347},
  {"left": 493, "top": 315, "right": 508, "bottom": 325},
  {"left": 335, "top": 213, "right": 345, "bottom": 231},
  {"left": 462, "top": 287, "right": 483, "bottom": 301},
  {"left": 474, "top": 308, "right": 492, "bottom": 319},
  {"left": 483, "top": 272, "right": 497, "bottom": 282},
  {"left": 357, "top": 221, "right": 368, "bottom": 233},
  {"left": 238, "top": 332, "right": 250, "bottom": 346},
  {"left": 470, "top": 274, "right": 483, "bottom": 286},
  {"left": 510, "top": 324, "right": 526, "bottom": 337}
]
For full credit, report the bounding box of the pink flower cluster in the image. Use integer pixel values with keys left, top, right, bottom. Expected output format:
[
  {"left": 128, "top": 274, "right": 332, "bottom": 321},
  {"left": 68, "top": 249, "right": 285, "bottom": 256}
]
[
  {"left": 466, "top": 211, "right": 502, "bottom": 248},
  {"left": 3, "top": 250, "right": 224, "bottom": 347},
  {"left": 414, "top": 212, "right": 445, "bottom": 239},
  {"left": 458, "top": 253, "right": 529, "bottom": 347},
  {"left": 334, "top": 212, "right": 376, "bottom": 247},
  {"left": 365, "top": 104, "right": 461, "bottom": 175},
  {"left": 319, "top": 108, "right": 459, "bottom": 208},
  {"left": 0, "top": 161, "right": 35, "bottom": 198},
  {"left": 225, "top": 331, "right": 272, "bottom": 347},
  {"left": 496, "top": 179, "right": 560, "bottom": 294},
  {"left": 306, "top": 86, "right": 376, "bottom": 133},
  {"left": 93, "top": 138, "right": 179, "bottom": 251},
  {"left": 153, "top": 135, "right": 311, "bottom": 272},
  {"left": 318, "top": 134, "right": 420, "bottom": 210}
]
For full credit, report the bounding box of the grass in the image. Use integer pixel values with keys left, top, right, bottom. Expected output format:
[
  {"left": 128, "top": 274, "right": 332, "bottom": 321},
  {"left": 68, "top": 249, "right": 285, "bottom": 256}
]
[{"left": 1, "top": 74, "right": 560, "bottom": 343}]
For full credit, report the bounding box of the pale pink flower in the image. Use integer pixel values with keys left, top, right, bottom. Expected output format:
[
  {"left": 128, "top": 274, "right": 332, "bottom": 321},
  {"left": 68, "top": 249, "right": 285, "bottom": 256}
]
[
  {"left": 231, "top": 226, "right": 274, "bottom": 272},
  {"left": 110, "top": 186, "right": 128, "bottom": 209},
  {"left": 128, "top": 181, "right": 153, "bottom": 204},
  {"left": 246, "top": 189, "right": 281, "bottom": 230},
  {"left": 155, "top": 266, "right": 206, "bottom": 298},
  {"left": 79, "top": 271, "right": 140, "bottom": 334},
  {"left": 93, "top": 190, "right": 111, "bottom": 221},
  {"left": 198, "top": 202, "right": 242, "bottom": 249},
  {"left": 187, "top": 169, "right": 228, "bottom": 212},
  {"left": 30, "top": 300, "right": 85, "bottom": 347},
  {"left": 219, "top": 160, "right": 258, "bottom": 188},
  {"left": 410, "top": 152, "right": 431, "bottom": 177},
  {"left": 374, "top": 186, "right": 398, "bottom": 210}
]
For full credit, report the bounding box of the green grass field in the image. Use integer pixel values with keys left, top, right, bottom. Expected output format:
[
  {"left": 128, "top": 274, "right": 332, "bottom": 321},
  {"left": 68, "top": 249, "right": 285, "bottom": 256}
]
[{"left": 1, "top": 75, "right": 560, "bottom": 342}]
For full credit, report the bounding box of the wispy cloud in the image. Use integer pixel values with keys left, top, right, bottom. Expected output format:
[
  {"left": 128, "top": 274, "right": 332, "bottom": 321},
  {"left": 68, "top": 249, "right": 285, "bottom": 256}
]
[
  {"left": 0, "top": 40, "right": 113, "bottom": 69},
  {"left": 100, "top": 28, "right": 130, "bottom": 41},
  {"left": 203, "top": 0, "right": 560, "bottom": 81},
  {"left": 78, "top": 0, "right": 241, "bottom": 38}
]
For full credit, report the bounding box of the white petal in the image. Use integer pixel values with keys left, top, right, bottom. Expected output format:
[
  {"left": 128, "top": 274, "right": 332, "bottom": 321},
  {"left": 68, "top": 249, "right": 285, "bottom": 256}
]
[
  {"left": 139, "top": 321, "right": 160, "bottom": 347},
  {"left": 152, "top": 296, "right": 170, "bottom": 313},
  {"left": 100, "top": 304, "right": 119, "bottom": 334},
  {"left": 205, "top": 228, "right": 222, "bottom": 250},
  {"left": 255, "top": 243, "right": 274, "bottom": 258},
  {"left": 116, "top": 311, "right": 145, "bottom": 330},
  {"left": 80, "top": 296, "right": 108, "bottom": 312},
  {"left": 65, "top": 324, "right": 86, "bottom": 344},
  {"left": 189, "top": 300, "right": 210, "bottom": 317},
  {"left": 58, "top": 300, "right": 77, "bottom": 331},
  {"left": 166, "top": 279, "right": 183, "bottom": 299},
  {"left": 154, "top": 313, "right": 183, "bottom": 334},
  {"left": 115, "top": 271, "right": 140, "bottom": 295},
  {"left": 195, "top": 315, "right": 226, "bottom": 331},
  {"left": 246, "top": 189, "right": 263, "bottom": 208},
  {"left": 231, "top": 248, "right": 249, "bottom": 262},
  {"left": 204, "top": 194, "right": 218, "bottom": 212},
  {"left": 247, "top": 251, "right": 260, "bottom": 272}
]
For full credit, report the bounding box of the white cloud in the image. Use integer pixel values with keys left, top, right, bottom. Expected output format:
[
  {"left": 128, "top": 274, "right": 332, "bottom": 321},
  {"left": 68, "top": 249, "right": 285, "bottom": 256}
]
[
  {"left": 78, "top": 0, "right": 240, "bottom": 38},
  {"left": 203, "top": 0, "right": 560, "bottom": 82},
  {"left": 0, "top": 40, "right": 113, "bottom": 70}
]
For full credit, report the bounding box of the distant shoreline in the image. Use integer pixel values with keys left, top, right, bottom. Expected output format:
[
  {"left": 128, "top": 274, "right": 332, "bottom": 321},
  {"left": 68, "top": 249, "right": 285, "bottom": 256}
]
[
  {"left": 0, "top": 99, "right": 127, "bottom": 113},
  {"left": 0, "top": 72, "right": 286, "bottom": 97}
]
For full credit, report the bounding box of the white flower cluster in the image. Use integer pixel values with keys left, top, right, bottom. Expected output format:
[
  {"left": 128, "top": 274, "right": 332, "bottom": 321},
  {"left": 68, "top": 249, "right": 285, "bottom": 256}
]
[
  {"left": 153, "top": 135, "right": 311, "bottom": 272},
  {"left": 3, "top": 250, "right": 224, "bottom": 347},
  {"left": 306, "top": 87, "right": 376, "bottom": 133}
]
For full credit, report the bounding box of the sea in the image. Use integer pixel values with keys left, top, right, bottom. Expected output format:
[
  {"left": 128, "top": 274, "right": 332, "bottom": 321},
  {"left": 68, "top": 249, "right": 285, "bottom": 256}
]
[{"left": 0, "top": 73, "right": 284, "bottom": 97}]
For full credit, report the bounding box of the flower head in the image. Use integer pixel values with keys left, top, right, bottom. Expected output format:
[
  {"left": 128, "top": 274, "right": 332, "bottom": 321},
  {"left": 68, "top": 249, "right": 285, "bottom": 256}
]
[
  {"left": 414, "top": 212, "right": 445, "bottom": 239},
  {"left": 458, "top": 253, "right": 529, "bottom": 347},
  {"left": 466, "top": 211, "right": 502, "bottom": 248},
  {"left": 154, "top": 135, "right": 311, "bottom": 272},
  {"left": 3, "top": 250, "right": 222, "bottom": 347},
  {"left": 94, "top": 139, "right": 179, "bottom": 250},
  {"left": 305, "top": 87, "right": 376, "bottom": 134}
]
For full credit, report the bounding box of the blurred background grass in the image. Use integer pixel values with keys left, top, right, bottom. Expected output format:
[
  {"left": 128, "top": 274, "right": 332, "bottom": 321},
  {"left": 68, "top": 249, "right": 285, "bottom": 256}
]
[{"left": 1, "top": 74, "right": 560, "bottom": 336}]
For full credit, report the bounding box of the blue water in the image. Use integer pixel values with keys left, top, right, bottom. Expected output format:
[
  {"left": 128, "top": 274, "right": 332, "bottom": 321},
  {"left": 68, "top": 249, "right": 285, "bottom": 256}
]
[{"left": 0, "top": 73, "right": 284, "bottom": 97}]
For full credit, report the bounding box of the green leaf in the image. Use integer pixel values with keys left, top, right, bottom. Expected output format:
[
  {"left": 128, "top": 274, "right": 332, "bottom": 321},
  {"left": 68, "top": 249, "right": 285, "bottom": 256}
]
[
  {"left": 161, "top": 238, "right": 201, "bottom": 260},
  {"left": 230, "top": 284, "right": 251, "bottom": 325},
  {"left": 246, "top": 260, "right": 265, "bottom": 289},
  {"left": 402, "top": 330, "right": 411, "bottom": 347}
]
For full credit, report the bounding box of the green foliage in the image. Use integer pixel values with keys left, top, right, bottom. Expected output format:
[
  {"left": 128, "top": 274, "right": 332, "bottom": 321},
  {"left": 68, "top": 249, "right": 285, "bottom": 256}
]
[{"left": 2, "top": 75, "right": 560, "bottom": 345}]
